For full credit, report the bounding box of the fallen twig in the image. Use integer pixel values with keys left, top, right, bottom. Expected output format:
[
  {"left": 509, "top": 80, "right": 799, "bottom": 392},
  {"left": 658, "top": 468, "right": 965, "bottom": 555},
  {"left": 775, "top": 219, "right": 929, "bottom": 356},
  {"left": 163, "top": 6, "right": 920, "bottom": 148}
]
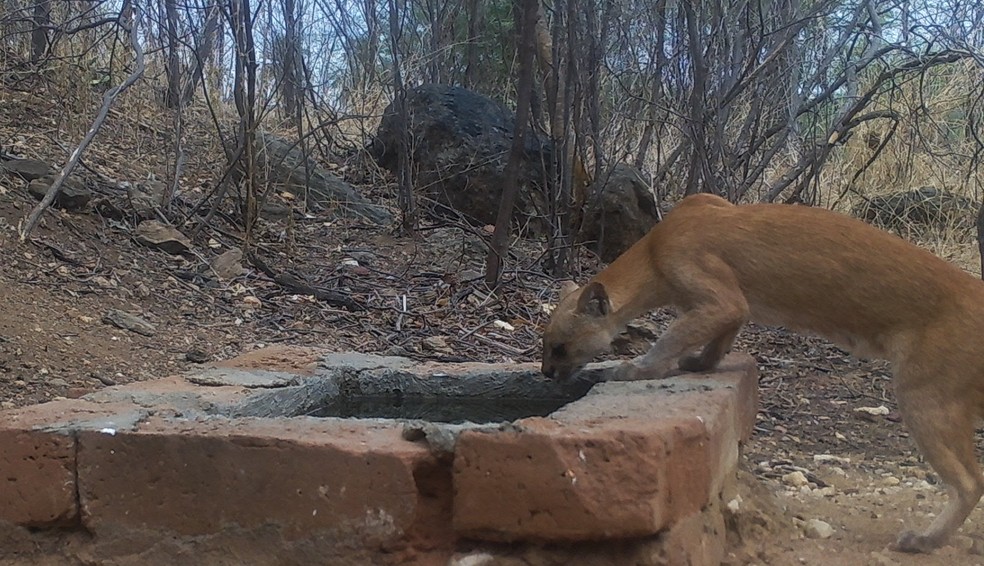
[
  {"left": 246, "top": 250, "right": 364, "bottom": 312},
  {"left": 469, "top": 333, "right": 529, "bottom": 357}
]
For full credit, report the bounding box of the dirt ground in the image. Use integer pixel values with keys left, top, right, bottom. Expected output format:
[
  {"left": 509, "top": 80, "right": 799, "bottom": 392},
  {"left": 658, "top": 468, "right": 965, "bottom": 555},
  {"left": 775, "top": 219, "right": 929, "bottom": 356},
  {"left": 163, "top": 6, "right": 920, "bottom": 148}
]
[{"left": 3, "top": 148, "right": 984, "bottom": 565}]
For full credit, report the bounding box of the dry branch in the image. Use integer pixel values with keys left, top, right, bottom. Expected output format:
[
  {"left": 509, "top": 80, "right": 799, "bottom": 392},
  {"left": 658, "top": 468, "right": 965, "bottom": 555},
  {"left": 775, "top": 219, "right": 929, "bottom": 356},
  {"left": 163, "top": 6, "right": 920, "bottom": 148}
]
[
  {"left": 19, "top": 5, "right": 145, "bottom": 241},
  {"left": 246, "top": 251, "right": 364, "bottom": 312}
]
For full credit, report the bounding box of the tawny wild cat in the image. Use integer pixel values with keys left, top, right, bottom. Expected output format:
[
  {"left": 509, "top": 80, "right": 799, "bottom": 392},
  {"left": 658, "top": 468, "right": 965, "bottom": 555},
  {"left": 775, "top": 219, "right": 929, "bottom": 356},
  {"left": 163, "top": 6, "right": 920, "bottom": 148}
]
[{"left": 541, "top": 193, "right": 984, "bottom": 554}]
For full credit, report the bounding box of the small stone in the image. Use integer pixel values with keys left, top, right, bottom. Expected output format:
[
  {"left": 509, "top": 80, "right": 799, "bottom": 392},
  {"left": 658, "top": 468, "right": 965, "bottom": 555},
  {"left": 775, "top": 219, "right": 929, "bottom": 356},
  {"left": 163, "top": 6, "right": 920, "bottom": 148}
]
[
  {"left": 803, "top": 518, "right": 834, "bottom": 539},
  {"left": 348, "top": 251, "right": 375, "bottom": 264},
  {"left": 133, "top": 220, "right": 192, "bottom": 255},
  {"left": 782, "top": 470, "right": 809, "bottom": 488},
  {"left": 102, "top": 309, "right": 156, "bottom": 337},
  {"left": 492, "top": 319, "right": 515, "bottom": 331},
  {"left": 47, "top": 378, "right": 69, "bottom": 388},
  {"left": 127, "top": 179, "right": 168, "bottom": 218},
  {"left": 854, "top": 405, "right": 890, "bottom": 416},
  {"left": 187, "top": 368, "right": 298, "bottom": 388},
  {"left": 813, "top": 454, "right": 851, "bottom": 465},
  {"left": 91, "top": 275, "right": 116, "bottom": 289},
  {"left": 211, "top": 248, "right": 244, "bottom": 280},
  {"left": 816, "top": 486, "right": 837, "bottom": 497},
  {"left": 421, "top": 335, "right": 452, "bottom": 354},
  {"left": 90, "top": 373, "right": 117, "bottom": 386},
  {"left": 881, "top": 476, "right": 901, "bottom": 487},
  {"left": 186, "top": 349, "right": 211, "bottom": 363},
  {"left": 27, "top": 174, "right": 91, "bottom": 210},
  {"left": 1, "top": 157, "right": 53, "bottom": 181},
  {"left": 449, "top": 552, "right": 495, "bottom": 566},
  {"left": 242, "top": 296, "right": 262, "bottom": 308}
]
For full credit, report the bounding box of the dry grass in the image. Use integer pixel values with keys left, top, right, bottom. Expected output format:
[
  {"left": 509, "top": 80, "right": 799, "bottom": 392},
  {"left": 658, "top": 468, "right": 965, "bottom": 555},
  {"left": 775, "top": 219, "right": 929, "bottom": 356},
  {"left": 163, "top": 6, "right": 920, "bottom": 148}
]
[
  {"left": 825, "top": 63, "right": 982, "bottom": 199},
  {"left": 822, "top": 60, "right": 984, "bottom": 275}
]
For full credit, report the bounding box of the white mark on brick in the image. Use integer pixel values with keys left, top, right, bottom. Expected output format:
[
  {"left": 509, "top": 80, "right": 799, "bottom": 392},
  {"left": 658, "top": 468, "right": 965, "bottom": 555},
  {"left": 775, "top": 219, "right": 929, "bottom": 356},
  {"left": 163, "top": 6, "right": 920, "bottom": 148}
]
[
  {"left": 100, "top": 428, "right": 116, "bottom": 435},
  {"left": 363, "top": 508, "right": 397, "bottom": 535}
]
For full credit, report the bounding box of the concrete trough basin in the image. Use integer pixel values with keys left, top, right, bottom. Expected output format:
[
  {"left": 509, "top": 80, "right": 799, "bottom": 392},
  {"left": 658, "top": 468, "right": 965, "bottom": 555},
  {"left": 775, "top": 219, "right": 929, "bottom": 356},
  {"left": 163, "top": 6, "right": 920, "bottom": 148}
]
[{"left": 0, "top": 346, "right": 758, "bottom": 565}]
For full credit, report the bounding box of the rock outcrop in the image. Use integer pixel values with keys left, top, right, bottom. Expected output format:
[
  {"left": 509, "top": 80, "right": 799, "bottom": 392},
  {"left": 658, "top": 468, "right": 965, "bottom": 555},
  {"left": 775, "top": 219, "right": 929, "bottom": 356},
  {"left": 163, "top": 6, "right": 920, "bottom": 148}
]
[
  {"left": 371, "top": 84, "right": 553, "bottom": 230},
  {"left": 577, "top": 163, "right": 659, "bottom": 262}
]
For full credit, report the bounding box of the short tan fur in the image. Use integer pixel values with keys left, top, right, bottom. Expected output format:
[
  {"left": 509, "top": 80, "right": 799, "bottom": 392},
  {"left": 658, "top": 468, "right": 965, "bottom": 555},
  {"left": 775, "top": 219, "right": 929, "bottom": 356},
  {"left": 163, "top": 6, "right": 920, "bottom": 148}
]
[{"left": 541, "top": 193, "right": 984, "bottom": 553}]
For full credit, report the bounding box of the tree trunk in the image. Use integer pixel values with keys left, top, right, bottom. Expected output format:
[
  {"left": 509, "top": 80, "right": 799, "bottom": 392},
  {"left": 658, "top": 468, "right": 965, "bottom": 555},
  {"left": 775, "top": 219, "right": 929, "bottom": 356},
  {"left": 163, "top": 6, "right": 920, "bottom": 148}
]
[
  {"left": 387, "top": 0, "right": 415, "bottom": 233},
  {"left": 30, "top": 1, "right": 50, "bottom": 63},
  {"left": 180, "top": 0, "right": 221, "bottom": 105},
  {"left": 164, "top": 0, "right": 182, "bottom": 108},
  {"left": 484, "top": 0, "right": 538, "bottom": 286},
  {"left": 464, "top": 0, "right": 480, "bottom": 88},
  {"left": 230, "top": 0, "right": 260, "bottom": 242},
  {"left": 281, "top": 0, "right": 300, "bottom": 117}
]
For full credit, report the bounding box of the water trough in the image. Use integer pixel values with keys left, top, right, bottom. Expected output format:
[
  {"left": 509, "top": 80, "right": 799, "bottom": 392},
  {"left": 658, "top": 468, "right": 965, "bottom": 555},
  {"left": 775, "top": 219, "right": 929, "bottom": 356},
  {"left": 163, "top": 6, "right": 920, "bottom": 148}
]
[{"left": 0, "top": 346, "right": 758, "bottom": 565}]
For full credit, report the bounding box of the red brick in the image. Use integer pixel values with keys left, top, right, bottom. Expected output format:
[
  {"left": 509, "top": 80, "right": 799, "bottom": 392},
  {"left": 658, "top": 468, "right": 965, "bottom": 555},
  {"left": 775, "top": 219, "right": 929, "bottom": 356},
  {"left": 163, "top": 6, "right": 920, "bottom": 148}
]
[
  {"left": 0, "top": 429, "right": 77, "bottom": 526},
  {"left": 452, "top": 354, "right": 758, "bottom": 542},
  {"left": 452, "top": 418, "right": 712, "bottom": 541},
  {"left": 651, "top": 502, "right": 727, "bottom": 566},
  {"left": 77, "top": 418, "right": 435, "bottom": 545},
  {"left": 0, "top": 399, "right": 131, "bottom": 528},
  {"left": 714, "top": 354, "right": 760, "bottom": 441}
]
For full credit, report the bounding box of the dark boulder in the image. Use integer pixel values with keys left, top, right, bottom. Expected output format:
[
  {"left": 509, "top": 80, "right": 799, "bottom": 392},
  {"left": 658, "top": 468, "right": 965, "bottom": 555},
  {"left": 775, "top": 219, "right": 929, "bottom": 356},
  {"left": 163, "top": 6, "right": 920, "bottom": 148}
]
[
  {"left": 371, "top": 84, "right": 553, "bottom": 229},
  {"left": 577, "top": 164, "right": 659, "bottom": 262}
]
